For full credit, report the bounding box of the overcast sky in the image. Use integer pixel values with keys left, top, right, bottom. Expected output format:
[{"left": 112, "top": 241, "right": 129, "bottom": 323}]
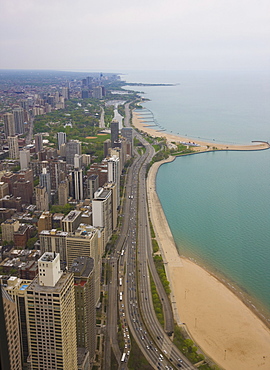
[{"left": 1, "top": 0, "right": 269, "bottom": 71}]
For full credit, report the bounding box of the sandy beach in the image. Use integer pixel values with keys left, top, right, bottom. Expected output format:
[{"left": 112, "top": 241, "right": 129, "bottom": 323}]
[
  {"left": 140, "top": 111, "right": 270, "bottom": 369},
  {"left": 133, "top": 110, "right": 269, "bottom": 152}
]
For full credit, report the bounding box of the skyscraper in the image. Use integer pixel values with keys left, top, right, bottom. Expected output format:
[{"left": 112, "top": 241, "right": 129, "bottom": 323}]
[
  {"left": 26, "top": 252, "right": 78, "bottom": 370},
  {"left": 70, "top": 168, "right": 84, "bottom": 201},
  {"left": 66, "top": 225, "right": 101, "bottom": 305},
  {"left": 110, "top": 120, "right": 119, "bottom": 148},
  {"left": 70, "top": 256, "right": 96, "bottom": 364},
  {"left": 121, "top": 127, "right": 133, "bottom": 155},
  {"left": 3, "top": 112, "right": 15, "bottom": 138},
  {"left": 1, "top": 286, "right": 22, "bottom": 370},
  {"left": 34, "top": 133, "right": 43, "bottom": 153},
  {"left": 35, "top": 185, "right": 49, "bottom": 211},
  {"left": 20, "top": 149, "right": 30, "bottom": 169},
  {"left": 39, "top": 167, "right": 51, "bottom": 202},
  {"left": 58, "top": 179, "right": 69, "bottom": 206},
  {"left": 57, "top": 132, "right": 67, "bottom": 150},
  {"left": 92, "top": 188, "right": 112, "bottom": 244},
  {"left": 4, "top": 276, "right": 32, "bottom": 367},
  {"left": 61, "top": 87, "right": 70, "bottom": 100},
  {"left": 107, "top": 155, "right": 120, "bottom": 207},
  {"left": 7, "top": 135, "right": 19, "bottom": 159},
  {"left": 13, "top": 106, "right": 25, "bottom": 134},
  {"left": 66, "top": 140, "right": 81, "bottom": 165}
]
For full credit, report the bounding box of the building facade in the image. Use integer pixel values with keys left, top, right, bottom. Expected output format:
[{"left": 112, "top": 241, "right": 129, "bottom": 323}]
[{"left": 26, "top": 252, "right": 78, "bottom": 370}]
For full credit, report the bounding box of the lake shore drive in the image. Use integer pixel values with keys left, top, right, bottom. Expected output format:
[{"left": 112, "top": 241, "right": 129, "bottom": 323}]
[{"left": 138, "top": 111, "right": 270, "bottom": 369}]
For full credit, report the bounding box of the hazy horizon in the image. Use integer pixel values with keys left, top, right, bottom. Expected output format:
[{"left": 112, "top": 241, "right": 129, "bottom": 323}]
[{"left": 1, "top": 0, "right": 269, "bottom": 71}]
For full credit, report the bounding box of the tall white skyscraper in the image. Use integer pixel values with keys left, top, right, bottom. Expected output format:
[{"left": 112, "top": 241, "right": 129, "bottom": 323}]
[
  {"left": 107, "top": 155, "right": 120, "bottom": 207},
  {"left": 26, "top": 252, "right": 78, "bottom": 370},
  {"left": 92, "top": 188, "right": 112, "bottom": 243}
]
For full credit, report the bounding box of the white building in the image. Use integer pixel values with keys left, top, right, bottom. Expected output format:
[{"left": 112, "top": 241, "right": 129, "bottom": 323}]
[
  {"left": 92, "top": 188, "right": 112, "bottom": 244},
  {"left": 20, "top": 149, "right": 30, "bottom": 170}
]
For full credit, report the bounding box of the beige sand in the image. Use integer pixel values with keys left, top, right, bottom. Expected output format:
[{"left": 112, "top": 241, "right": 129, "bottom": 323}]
[
  {"left": 133, "top": 111, "right": 269, "bottom": 152},
  {"left": 143, "top": 114, "right": 270, "bottom": 369}
]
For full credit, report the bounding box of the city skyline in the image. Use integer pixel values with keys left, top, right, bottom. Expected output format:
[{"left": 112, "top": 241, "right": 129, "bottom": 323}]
[{"left": 1, "top": 0, "right": 269, "bottom": 71}]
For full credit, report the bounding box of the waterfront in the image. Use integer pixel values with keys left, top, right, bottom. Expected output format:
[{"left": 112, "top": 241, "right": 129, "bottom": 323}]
[{"left": 123, "top": 70, "right": 270, "bottom": 319}]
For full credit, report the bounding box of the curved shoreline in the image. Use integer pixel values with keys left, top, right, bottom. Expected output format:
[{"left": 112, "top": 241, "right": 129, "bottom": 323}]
[
  {"left": 134, "top": 110, "right": 270, "bottom": 152},
  {"left": 138, "top": 112, "right": 270, "bottom": 369}
]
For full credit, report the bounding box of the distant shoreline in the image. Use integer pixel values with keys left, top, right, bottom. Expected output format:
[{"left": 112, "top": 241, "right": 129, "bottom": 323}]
[{"left": 124, "top": 82, "right": 176, "bottom": 87}]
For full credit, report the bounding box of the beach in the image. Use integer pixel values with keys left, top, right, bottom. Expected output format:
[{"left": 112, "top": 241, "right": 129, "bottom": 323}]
[
  {"left": 139, "top": 111, "right": 270, "bottom": 369},
  {"left": 133, "top": 110, "right": 269, "bottom": 152}
]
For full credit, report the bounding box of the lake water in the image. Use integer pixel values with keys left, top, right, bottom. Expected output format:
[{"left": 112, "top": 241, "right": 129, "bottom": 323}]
[{"left": 123, "top": 70, "right": 270, "bottom": 319}]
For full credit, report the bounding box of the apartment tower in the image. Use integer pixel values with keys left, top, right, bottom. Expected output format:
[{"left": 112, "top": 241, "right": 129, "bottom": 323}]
[{"left": 26, "top": 252, "right": 77, "bottom": 370}]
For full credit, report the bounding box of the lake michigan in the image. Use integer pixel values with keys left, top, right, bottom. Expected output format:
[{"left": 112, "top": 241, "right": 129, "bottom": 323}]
[{"left": 123, "top": 70, "right": 270, "bottom": 320}]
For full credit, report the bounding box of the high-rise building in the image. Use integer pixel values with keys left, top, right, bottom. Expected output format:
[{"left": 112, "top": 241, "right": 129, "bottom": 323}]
[
  {"left": 3, "top": 112, "right": 15, "bottom": 138},
  {"left": 13, "top": 106, "right": 25, "bottom": 134},
  {"left": 107, "top": 155, "right": 120, "bottom": 207},
  {"left": 57, "top": 132, "right": 67, "bottom": 150},
  {"left": 86, "top": 174, "right": 99, "bottom": 200},
  {"left": 66, "top": 225, "right": 101, "bottom": 305},
  {"left": 121, "top": 127, "right": 133, "bottom": 155},
  {"left": 62, "top": 210, "right": 82, "bottom": 233},
  {"left": 110, "top": 120, "right": 119, "bottom": 148},
  {"left": 81, "top": 89, "right": 89, "bottom": 99},
  {"left": 82, "top": 154, "right": 91, "bottom": 167},
  {"left": 58, "top": 179, "right": 69, "bottom": 206},
  {"left": 92, "top": 86, "right": 102, "bottom": 99},
  {"left": 35, "top": 185, "right": 49, "bottom": 211},
  {"left": 103, "top": 139, "right": 111, "bottom": 158},
  {"left": 8, "top": 135, "right": 19, "bottom": 159},
  {"left": 70, "top": 257, "right": 96, "bottom": 364},
  {"left": 92, "top": 188, "right": 112, "bottom": 244},
  {"left": 66, "top": 140, "right": 82, "bottom": 165},
  {"left": 1, "top": 286, "right": 22, "bottom": 370},
  {"left": 74, "top": 153, "right": 82, "bottom": 169},
  {"left": 25, "top": 252, "right": 78, "bottom": 370},
  {"left": 1, "top": 218, "right": 20, "bottom": 242},
  {"left": 0, "top": 181, "right": 9, "bottom": 198},
  {"left": 34, "top": 133, "right": 43, "bottom": 153},
  {"left": 4, "top": 276, "right": 32, "bottom": 367},
  {"left": 38, "top": 211, "right": 52, "bottom": 233},
  {"left": 61, "top": 86, "right": 70, "bottom": 100},
  {"left": 39, "top": 167, "right": 51, "bottom": 201},
  {"left": 39, "top": 229, "right": 68, "bottom": 262},
  {"left": 104, "top": 182, "right": 118, "bottom": 231},
  {"left": 13, "top": 179, "right": 34, "bottom": 205},
  {"left": 20, "top": 149, "right": 30, "bottom": 169},
  {"left": 70, "top": 168, "right": 84, "bottom": 201}
]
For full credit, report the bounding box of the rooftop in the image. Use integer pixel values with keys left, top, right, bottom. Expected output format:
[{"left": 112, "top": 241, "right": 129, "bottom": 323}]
[{"left": 70, "top": 256, "right": 94, "bottom": 277}]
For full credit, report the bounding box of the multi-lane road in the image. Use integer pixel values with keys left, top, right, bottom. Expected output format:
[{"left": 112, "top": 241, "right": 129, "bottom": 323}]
[{"left": 105, "top": 105, "right": 195, "bottom": 370}]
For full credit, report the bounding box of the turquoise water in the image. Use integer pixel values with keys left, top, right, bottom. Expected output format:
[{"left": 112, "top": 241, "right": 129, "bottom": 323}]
[{"left": 123, "top": 70, "right": 270, "bottom": 318}]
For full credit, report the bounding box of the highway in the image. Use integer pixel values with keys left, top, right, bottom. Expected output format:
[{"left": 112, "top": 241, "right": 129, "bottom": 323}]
[{"left": 105, "top": 104, "right": 196, "bottom": 370}]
